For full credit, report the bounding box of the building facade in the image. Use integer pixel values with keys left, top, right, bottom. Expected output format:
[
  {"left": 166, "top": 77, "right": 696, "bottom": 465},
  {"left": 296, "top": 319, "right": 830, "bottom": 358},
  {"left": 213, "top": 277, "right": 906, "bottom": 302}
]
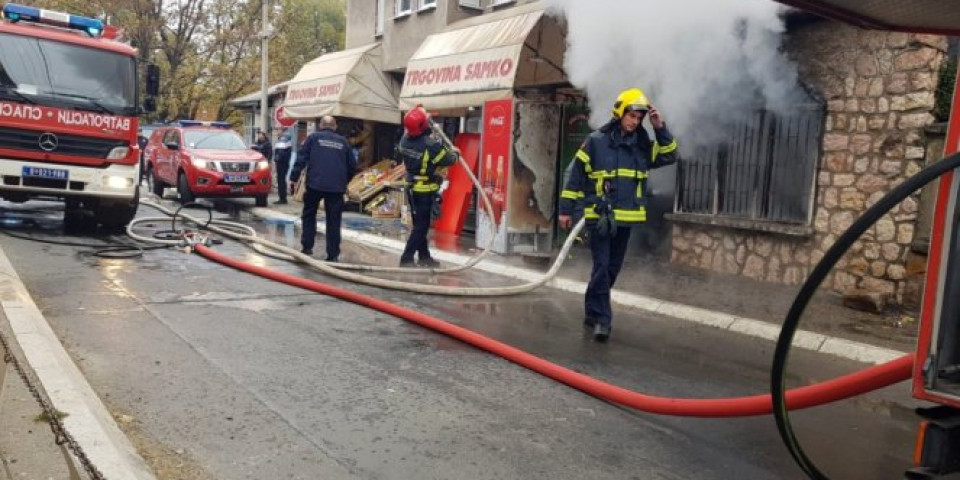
[
  {"left": 668, "top": 19, "right": 948, "bottom": 309},
  {"left": 346, "top": 0, "right": 541, "bottom": 72}
]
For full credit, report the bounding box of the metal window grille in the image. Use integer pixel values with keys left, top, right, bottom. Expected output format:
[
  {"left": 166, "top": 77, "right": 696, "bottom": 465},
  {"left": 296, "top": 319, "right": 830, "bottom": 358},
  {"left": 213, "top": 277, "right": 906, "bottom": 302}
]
[{"left": 676, "top": 104, "right": 824, "bottom": 224}]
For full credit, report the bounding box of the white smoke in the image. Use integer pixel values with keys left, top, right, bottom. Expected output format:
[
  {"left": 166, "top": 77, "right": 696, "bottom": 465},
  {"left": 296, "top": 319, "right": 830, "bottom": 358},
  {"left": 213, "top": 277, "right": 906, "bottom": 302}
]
[{"left": 544, "top": 0, "right": 809, "bottom": 149}]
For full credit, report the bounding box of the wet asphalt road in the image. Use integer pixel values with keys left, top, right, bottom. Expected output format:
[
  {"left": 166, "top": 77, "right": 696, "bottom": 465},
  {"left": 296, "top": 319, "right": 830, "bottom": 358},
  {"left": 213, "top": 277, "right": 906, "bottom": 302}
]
[{"left": 0, "top": 199, "right": 921, "bottom": 480}]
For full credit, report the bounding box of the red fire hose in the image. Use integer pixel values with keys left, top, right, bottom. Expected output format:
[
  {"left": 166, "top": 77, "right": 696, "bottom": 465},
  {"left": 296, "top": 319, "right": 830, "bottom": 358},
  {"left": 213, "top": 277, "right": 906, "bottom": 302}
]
[{"left": 194, "top": 244, "right": 912, "bottom": 418}]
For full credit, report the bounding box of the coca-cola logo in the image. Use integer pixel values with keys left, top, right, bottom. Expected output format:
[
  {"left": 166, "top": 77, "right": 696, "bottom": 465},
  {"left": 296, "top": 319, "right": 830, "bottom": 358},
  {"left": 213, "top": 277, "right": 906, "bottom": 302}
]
[{"left": 487, "top": 104, "right": 508, "bottom": 137}]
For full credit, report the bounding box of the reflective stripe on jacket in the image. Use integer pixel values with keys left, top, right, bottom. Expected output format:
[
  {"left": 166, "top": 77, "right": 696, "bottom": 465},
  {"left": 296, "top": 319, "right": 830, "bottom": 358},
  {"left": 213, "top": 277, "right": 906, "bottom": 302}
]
[
  {"left": 397, "top": 132, "right": 457, "bottom": 194},
  {"left": 559, "top": 120, "right": 678, "bottom": 225}
]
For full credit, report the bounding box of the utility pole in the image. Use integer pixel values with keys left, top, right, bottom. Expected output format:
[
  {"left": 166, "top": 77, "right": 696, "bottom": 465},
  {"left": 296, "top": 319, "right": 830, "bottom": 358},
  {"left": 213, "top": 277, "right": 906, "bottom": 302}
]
[{"left": 260, "top": 0, "right": 270, "bottom": 140}]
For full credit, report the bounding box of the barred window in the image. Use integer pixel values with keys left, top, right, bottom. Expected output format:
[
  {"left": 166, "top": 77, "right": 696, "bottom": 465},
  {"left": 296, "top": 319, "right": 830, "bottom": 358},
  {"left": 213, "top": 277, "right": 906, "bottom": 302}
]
[{"left": 676, "top": 104, "right": 825, "bottom": 224}]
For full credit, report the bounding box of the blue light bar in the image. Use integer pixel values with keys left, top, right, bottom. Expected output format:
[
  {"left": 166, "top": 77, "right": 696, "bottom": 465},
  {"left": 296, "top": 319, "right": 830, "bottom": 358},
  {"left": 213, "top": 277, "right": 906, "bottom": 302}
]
[
  {"left": 176, "top": 120, "right": 232, "bottom": 128},
  {"left": 2, "top": 3, "right": 104, "bottom": 37}
]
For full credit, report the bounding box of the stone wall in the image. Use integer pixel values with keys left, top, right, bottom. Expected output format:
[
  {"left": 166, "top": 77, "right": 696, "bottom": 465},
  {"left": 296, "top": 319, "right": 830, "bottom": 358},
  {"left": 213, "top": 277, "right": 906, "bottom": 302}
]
[{"left": 671, "top": 21, "right": 948, "bottom": 306}]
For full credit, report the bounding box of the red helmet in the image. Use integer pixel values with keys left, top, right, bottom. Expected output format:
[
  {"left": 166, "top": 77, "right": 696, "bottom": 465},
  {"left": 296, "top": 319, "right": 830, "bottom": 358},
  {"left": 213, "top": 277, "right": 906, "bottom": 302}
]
[{"left": 403, "top": 107, "right": 429, "bottom": 136}]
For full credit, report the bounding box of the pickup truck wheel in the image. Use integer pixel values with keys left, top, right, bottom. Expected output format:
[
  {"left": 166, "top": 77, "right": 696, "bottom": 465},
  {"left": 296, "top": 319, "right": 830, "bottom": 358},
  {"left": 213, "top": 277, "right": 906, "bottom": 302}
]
[
  {"left": 178, "top": 172, "right": 195, "bottom": 204},
  {"left": 147, "top": 166, "right": 165, "bottom": 197}
]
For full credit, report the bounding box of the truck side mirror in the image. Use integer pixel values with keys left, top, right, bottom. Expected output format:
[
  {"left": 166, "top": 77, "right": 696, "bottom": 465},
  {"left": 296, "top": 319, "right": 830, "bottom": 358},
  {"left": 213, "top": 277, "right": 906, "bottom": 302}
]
[
  {"left": 143, "top": 97, "right": 157, "bottom": 113},
  {"left": 145, "top": 64, "right": 160, "bottom": 97}
]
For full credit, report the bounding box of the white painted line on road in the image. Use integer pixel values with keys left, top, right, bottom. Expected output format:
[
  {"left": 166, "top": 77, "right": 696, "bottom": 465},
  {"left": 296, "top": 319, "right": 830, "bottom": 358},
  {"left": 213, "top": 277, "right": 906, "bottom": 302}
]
[
  {"left": 656, "top": 303, "right": 738, "bottom": 330},
  {"left": 819, "top": 337, "right": 906, "bottom": 365},
  {"left": 0, "top": 248, "right": 156, "bottom": 480},
  {"left": 728, "top": 318, "right": 828, "bottom": 352},
  {"left": 249, "top": 207, "right": 910, "bottom": 365}
]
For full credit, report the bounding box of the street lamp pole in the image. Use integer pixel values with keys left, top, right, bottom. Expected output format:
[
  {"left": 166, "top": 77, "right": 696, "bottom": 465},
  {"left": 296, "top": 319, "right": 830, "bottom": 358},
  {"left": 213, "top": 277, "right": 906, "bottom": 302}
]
[{"left": 260, "top": 0, "right": 270, "bottom": 140}]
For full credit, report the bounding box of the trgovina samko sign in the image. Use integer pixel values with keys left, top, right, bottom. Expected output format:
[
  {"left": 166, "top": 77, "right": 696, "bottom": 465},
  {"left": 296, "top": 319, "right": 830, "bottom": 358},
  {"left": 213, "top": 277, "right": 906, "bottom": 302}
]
[
  {"left": 402, "top": 45, "right": 520, "bottom": 99},
  {"left": 284, "top": 79, "right": 345, "bottom": 106}
]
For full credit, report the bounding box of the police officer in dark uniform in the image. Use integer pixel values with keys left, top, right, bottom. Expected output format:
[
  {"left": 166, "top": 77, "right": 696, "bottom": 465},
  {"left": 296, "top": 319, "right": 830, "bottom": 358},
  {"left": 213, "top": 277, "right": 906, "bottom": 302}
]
[
  {"left": 559, "top": 88, "right": 679, "bottom": 342},
  {"left": 273, "top": 134, "right": 293, "bottom": 204},
  {"left": 396, "top": 106, "right": 459, "bottom": 268},
  {"left": 137, "top": 128, "right": 149, "bottom": 183},
  {"left": 290, "top": 116, "right": 357, "bottom": 261}
]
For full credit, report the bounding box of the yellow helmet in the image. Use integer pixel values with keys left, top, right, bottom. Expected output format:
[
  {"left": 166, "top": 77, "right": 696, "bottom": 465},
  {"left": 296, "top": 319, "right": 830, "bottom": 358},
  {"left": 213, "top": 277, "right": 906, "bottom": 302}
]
[{"left": 612, "top": 88, "right": 650, "bottom": 119}]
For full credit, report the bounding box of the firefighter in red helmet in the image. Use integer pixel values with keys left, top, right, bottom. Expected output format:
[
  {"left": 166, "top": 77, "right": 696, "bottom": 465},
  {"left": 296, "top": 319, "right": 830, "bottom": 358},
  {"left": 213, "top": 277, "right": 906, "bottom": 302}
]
[{"left": 396, "top": 106, "right": 460, "bottom": 267}]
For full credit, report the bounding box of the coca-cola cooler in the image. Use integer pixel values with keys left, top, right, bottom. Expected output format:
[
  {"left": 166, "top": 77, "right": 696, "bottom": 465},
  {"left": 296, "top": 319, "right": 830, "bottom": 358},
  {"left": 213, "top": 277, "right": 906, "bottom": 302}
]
[{"left": 476, "top": 98, "right": 561, "bottom": 254}]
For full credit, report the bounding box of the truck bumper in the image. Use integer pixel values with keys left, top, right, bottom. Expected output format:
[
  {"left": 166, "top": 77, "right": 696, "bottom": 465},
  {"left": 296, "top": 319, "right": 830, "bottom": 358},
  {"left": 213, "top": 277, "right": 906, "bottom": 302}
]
[
  {"left": 0, "top": 158, "right": 138, "bottom": 201},
  {"left": 907, "top": 406, "right": 960, "bottom": 479}
]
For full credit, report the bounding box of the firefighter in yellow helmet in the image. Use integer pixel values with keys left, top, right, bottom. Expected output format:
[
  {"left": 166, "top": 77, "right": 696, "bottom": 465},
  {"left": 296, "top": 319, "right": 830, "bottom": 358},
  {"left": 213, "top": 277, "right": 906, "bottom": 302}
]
[{"left": 558, "top": 88, "right": 679, "bottom": 342}]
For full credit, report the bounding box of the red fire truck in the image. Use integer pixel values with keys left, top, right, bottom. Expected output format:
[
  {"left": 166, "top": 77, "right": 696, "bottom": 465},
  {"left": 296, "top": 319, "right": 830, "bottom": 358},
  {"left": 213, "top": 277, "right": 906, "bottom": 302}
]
[{"left": 0, "top": 3, "right": 158, "bottom": 230}]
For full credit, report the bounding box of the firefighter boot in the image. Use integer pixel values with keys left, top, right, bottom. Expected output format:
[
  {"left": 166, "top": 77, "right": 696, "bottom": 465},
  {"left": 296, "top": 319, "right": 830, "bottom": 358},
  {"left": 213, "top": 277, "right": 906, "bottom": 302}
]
[
  {"left": 418, "top": 258, "right": 441, "bottom": 269},
  {"left": 594, "top": 324, "right": 611, "bottom": 342}
]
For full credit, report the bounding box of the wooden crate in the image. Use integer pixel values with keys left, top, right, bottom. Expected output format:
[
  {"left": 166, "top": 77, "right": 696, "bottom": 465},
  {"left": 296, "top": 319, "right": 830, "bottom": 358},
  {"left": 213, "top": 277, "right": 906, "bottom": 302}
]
[
  {"left": 366, "top": 187, "right": 405, "bottom": 218},
  {"left": 347, "top": 160, "right": 405, "bottom": 202}
]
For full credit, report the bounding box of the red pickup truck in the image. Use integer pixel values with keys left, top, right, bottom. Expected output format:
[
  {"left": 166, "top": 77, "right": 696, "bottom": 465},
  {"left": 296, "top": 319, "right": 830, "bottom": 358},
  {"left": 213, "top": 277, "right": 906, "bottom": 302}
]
[{"left": 144, "top": 121, "right": 272, "bottom": 206}]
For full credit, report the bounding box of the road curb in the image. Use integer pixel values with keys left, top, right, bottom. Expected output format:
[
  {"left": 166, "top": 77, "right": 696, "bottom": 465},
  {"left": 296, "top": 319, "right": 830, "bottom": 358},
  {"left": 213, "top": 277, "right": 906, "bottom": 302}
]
[
  {"left": 251, "top": 206, "right": 909, "bottom": 366},
  {"left": 0, "top": 244, "right": 156, "bottom": 480}
]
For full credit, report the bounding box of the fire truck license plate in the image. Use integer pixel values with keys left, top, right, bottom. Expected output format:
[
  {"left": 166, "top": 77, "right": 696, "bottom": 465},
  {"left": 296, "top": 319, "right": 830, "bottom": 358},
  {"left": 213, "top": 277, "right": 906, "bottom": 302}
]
[
  {"left": 22, "top": 166, "right": 68, "bottom": 180},
  {"left": 223, "top": 174, "right": 249, "bottom": 183}
]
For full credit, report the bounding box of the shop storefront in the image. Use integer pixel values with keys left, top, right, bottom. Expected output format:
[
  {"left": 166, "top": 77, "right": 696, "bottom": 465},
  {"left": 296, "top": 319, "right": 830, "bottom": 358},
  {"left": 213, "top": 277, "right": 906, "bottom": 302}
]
[
  {"left": 280, "top": 43, "right": 405, "bottom": 216},
  {"left": 399, "top": 1, "right": 573, "bottom": 254},
  {"left": 282, "top": 42, "right": 402, "bottom": 170}
]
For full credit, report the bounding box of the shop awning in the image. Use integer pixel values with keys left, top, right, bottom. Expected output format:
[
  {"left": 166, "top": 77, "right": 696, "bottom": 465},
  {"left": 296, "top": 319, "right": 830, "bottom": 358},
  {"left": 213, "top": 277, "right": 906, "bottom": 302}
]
[
  {"left": 398, "top": 1, "right": 565, "bottom": 111},
  {"left": 282, "top": 43, "right": 401, "bottom": 124},
  {"left": 229, "top": 82, "right": 289, "bottom": 106}
]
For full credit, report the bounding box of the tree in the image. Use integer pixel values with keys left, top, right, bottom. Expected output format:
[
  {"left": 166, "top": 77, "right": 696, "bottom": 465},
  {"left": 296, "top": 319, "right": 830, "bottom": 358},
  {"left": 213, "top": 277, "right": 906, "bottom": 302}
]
[
  {"left": 270, "top": 0, "right": 346, "bottom": 84},
  {"left": 16, "top": 0, "right": 346, "bottom": 123}
]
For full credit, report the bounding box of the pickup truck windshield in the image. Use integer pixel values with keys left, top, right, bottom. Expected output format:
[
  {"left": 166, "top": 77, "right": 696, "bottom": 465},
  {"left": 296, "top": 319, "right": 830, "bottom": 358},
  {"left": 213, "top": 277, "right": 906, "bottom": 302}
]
[
  {"left": 0, "top": 32, "right": 136, "bottom": 116},
  {"left": 184, "top": 131, "right": 249, "bottom": 151}
]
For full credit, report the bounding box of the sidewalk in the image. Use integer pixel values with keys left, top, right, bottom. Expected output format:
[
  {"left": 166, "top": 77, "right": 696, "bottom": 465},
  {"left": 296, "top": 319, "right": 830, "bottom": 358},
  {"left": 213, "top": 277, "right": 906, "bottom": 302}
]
[
  {"left": 0, "top": 351, "right": 71, "bottom": 480},
  {"left": 253, "top": 195, "right": 917, "bottom": 364},
  {"left": 0, "top": 241, "right": 156, "bottom": 480}
]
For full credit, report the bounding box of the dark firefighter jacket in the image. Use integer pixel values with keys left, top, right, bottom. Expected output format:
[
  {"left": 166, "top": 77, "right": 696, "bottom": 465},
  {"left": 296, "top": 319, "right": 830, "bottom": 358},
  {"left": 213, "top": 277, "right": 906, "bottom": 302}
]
[
  {"left": 291, "top": 128, "right": 357, "bottom": 194},
  {"left": 396, "top": 131, "right": 458, "bottom": 194},
  {"left": 559, "top": 120, "right": 678, "bottom": 225}
]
